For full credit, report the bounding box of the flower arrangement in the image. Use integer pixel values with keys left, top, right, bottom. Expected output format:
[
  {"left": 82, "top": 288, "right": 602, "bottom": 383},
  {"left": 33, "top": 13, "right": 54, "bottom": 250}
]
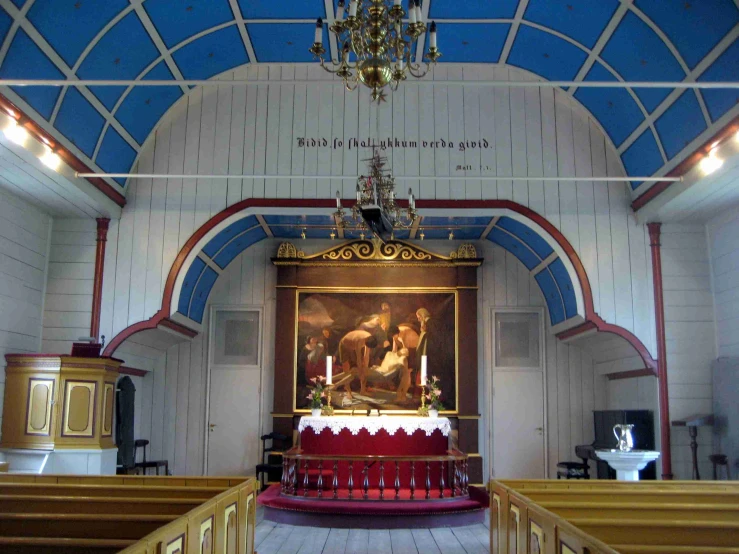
[
  {"left": 427, "top": 375, "right": 443, "bottom": 411},
  {"left": 306, "top": 376, "right": 326, "bottom": 409}
]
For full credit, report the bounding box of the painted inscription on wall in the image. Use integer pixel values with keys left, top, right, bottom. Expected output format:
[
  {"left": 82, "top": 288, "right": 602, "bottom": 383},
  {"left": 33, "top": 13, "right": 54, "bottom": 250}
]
[{"left": 296, "top": 137, "right": 493, "bottom": 152}]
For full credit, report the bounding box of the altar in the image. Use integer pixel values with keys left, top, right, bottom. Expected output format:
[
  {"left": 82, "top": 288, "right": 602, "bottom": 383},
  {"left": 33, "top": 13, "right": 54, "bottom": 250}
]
[{"left": 298, "top": 416, "right": 451, "bottom": 456}]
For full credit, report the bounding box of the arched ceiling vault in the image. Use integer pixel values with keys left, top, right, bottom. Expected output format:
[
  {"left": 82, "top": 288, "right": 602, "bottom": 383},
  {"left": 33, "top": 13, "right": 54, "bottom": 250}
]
[{"left": 0, "top": 1, "right": 737, "bottom": 196}]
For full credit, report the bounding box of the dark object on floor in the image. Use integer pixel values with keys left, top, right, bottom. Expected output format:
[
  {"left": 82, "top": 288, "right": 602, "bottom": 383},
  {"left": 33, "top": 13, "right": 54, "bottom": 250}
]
[
  {"left": 256, "top": 432, "right": 289, "bottom": 491},
  {"left": 556, "top": 454, "right": 590, "bottom": 480},
  {"left": 134, "top": 439, "right": 169, "bottom": 476}
]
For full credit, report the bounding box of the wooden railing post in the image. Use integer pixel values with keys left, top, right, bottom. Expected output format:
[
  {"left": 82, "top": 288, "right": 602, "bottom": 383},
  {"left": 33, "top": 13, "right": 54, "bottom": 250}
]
[
  {"left": 348, "top": 461, "right": 354, "bottom": 499},
  {"left": 410, "top": 463, "right": 416, "bottom": 500},
  {"left": 303, "top": 460, "right": 310, "bottom": 497},
  {"left": 439, "top": 461, "right": 445, "bottom": 499},
  {"left": 394, "top": 461, "right": 400, "bottom": 500},
  {"left": 363, "top": 461, "right": 369, "bottom": 500},
  {"left": 425, "top": 462, "right": 431, "bottom": 500},
  {"left": 317, "top": 460, "right": 323, "bottom": 498},
  {"left": 452, "top": 460, "right": 458, "bottom": 497},
  {"left": 332, "top": 460, "right": 339, "bottom": 500}
]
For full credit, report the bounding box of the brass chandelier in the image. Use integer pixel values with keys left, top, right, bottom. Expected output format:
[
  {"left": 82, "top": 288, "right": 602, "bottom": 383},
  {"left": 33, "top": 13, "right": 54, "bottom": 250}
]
[
  {"left": 310, "top": 0, "right": 441, "bottom": 101},
  {"left": 334, "top": 150, "right": 417, "bottom": 241}
]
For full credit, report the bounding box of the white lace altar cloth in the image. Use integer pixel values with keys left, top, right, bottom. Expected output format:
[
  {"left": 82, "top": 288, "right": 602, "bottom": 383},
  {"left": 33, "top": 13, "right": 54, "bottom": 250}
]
[{"left": 298, "top": 416, "right": 451, "bottom": 437}]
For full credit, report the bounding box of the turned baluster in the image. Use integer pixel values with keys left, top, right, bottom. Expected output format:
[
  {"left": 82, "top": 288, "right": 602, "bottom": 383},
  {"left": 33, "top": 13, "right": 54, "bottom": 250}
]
[
  {"left": 394, "top": 461, "right": 400, "bottom": 500},
  {"left": 317, "top": 460, "right": 324, "bottom": 498},
  {"left": 425, "top": 461, "right": 431, "bottom": 500},
  {"left": 363, "top": 461, "right": 370, "bottom": 500},
  {"left": 463, "top": 459, "right": 469, "bottom": 495},
  {"left": 379, "top": 461, "right": 385, "bottom": 500},
  {"left": 439, "top": 460, "right": 445, "bottom": 499},
  {"left": 348, "top": 461, "right": 354, "bottom": 499},
  {"left": 303, "top": 460, "right": 310, "bottom": 497},
  {"left": 410, "top": 463, "right": 416, "bottom": 500},
  {"left": 281, "top": 458, "right": 287, "bottom": 492},
  {"left": 332, "top": 460, "right": 339, "bottom": 500},
  {"left": 452, "top": 460, "right": 458, "bottom": 497},
  {"left": 291, "top": 459, "right": 298, "bottom": 495}
]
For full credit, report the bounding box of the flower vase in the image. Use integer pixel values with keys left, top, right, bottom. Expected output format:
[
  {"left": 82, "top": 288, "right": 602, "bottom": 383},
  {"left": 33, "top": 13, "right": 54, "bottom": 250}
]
[
  {"left": 428, "top": 409, "right": 439, "bottom": 418},
  {"left": 311, "top": 408, "right": 321, "bottom": 417}
]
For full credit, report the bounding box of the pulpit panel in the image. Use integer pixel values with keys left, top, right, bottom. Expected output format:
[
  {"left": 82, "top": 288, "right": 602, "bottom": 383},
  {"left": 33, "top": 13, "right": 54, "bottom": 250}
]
[
  {"left": 25, "top": 378, "right": 54, "bottom": 436},
  {"left": 102, "top": 382, "right": 115, "bottom": 437},
  {"left": 62, "top": 380, "right": 96, "bottom": 437}
]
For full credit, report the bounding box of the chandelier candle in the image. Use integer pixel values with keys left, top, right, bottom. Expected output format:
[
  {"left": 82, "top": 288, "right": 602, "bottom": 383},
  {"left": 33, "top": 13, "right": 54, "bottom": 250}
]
[{"left": 309, "top": 0, "right": 442, "bottom": 102}]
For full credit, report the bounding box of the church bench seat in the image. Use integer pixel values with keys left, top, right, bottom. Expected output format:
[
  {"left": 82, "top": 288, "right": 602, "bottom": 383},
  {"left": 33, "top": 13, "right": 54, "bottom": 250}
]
[
  {"left": 0, "top": 536, "right": 134, "bottom": 554},
  {"left": 0, "top": 513, "right": 176, "bottom": 540},
  {"left": 612, "top": 545, "right": 739, "bottom": 554},
  {"left": 540, "top": 501, "right": 739, "bottom": 522},
  {"left": 0, "top": 494, "right": 204, "bottom": 515},
  {"left": 0, "top": 483, "right": 226, "bottom": 500},
  {"left": 569, "top": 518, "right": 739, "bottom": 548},
  {"left": 518, "top": 488, "right": 739, "bottom": 505}
]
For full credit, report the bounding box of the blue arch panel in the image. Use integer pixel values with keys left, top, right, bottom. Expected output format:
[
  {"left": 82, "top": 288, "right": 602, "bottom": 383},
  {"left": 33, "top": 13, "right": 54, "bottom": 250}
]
[
  {"left": 213, "top": 227, "right": 268, "bottom": 269},
  {"left": 429, "top": 0, "right": 518, "bottom": 19},
  {"left": 172, "top": 26, "right": 248, "bottom": 79},
  {"left": 635, "top": 0, "right": 738, "bottom": 70},
  {"left": 189, "top": 266, "right": 219, "bottom": 323},
  {"left": 621, "top": 129, "right": 663, "bottom": 189},
  {"left": 0, "top": 29, "right": 64, "bottom": 120},
  {"left": 26, "top": 0, "right": 128, "bottom": 67},
  {"left": 0, "top": 8, "right": 12, "bottom": 46},
  {"left": 548, "top": 258, "right": 577, "bottom": 319},
  {"left": 496, "top": 217, "right": 554, "bottom": 260},
  {"left": 655, "top": 91, "right": 707, "bottom": 160},
  {"left": 177, "top": 256, "right": 206, "bottom": 315},
  {"left": 144, "top": 0, "right": 234, "bottom": 49},
  {"left": 524, "top": 0, "right": 619, "bottom": 49},
  {"left": 508, "top": 25, "right": 588, "bottom": 82},
  {"left": 426, "top": 23, "right": 509, "bottom": 64},
  {"left": 698, "top": 40, "right": 739, "bottom": 122},
  {"left": 95, "top": 128, "right": 136, "bottom": 187},
  {"left": 534, "top": 268, "right": 566, "bottom": 326},
  {"left": 203, "top": 216, "right": 260, "bottom": 257},
  {"left": 487, "top": 228, "right": 540, "bottom": 271},
  {"left": 54, "top": 88, "right": 105, "bottom": 157},
  {"left": 575, "top": 62, "right": 644, "bottom": 147}
]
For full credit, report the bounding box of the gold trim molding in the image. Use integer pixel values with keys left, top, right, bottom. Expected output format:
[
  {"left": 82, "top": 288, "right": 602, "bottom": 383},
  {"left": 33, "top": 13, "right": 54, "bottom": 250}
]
[{"left": 272, "top": 239, "right": 482, "bottom": 267}]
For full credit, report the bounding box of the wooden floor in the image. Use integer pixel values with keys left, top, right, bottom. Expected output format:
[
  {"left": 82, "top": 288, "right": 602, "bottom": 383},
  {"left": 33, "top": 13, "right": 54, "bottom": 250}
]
[{"left": 255, "top": 509, "right": 491, "bottom": 554}]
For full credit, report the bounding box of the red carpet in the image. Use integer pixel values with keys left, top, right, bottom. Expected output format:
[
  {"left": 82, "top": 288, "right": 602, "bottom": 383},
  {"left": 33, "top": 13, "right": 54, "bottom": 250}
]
[{"left": 258, "top": 484, "right": 489, "bottom": 528}]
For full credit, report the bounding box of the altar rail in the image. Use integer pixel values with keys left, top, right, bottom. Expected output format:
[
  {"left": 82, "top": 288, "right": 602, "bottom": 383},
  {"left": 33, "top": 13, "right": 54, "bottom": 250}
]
[
  {"left": 491, "top": 479, "right": 739, "bottom": 554},
  {"left": 282, "top": 447, "right": 469, "bottom": 500}
]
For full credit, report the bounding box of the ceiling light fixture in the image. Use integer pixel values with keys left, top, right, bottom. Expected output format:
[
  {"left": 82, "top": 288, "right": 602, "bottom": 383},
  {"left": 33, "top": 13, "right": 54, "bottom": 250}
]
[
  {"left": 334, "top": 149, "right": 417, "bottom": 242},
  {"left": 3, "top": 120, "right": 28, "bottom": 146},
  {"left": 40, "top": 148, "right": 61, "bottom": 171},
  {"left": 310, "top": 0, "right": 441, "bottom": 102},
  {"left": 700, "top": 149, "right": 723, "bottom": 175}
]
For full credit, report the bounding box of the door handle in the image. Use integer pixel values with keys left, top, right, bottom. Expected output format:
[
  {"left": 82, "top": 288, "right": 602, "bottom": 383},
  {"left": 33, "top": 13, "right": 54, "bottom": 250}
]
[{"left": 209, "top": 423, "right": 217, "bottom": 432}]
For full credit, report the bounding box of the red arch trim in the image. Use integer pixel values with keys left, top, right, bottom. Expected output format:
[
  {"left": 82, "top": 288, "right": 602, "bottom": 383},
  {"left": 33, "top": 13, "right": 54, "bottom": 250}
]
[{"left": 102, "top": 198, "right": 656, "bottom": 374}]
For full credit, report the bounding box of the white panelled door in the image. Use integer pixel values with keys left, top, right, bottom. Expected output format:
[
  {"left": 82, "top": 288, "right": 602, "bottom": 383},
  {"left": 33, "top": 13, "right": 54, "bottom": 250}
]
[
  {"left": 206, "top": 308, "right": 263, "bottom": 476},
  {"left": 492, "top": 371, "right": 545, "bottom": 478},
  {"left": 206, "top": 368, "right": 261, "bottom": 475},
  {"left": 490, "top": 309, "right": 546, "bottom": 479}
]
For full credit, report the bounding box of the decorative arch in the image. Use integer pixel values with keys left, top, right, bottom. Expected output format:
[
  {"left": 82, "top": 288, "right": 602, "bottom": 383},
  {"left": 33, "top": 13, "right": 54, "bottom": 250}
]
[{"left": 102, "top": 198, "right": 657, "bottom": 375}]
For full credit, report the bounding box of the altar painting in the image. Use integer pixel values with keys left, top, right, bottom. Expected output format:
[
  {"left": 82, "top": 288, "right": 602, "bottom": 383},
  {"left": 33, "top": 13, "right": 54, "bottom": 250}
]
[{"left": 295, "top": 290, "right": 457, "bottom": 412}]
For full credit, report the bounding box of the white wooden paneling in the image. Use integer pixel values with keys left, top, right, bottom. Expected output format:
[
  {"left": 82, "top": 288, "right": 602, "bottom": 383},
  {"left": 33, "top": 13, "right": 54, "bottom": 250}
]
[
  {"left": 42, "top": 218, "right": 96, "bottom": 354},
  {"left": 0, "top": 187, "right": 51, "bottom": 436},
  {"left": 709, "top": 210, "right": 739, "bottom": 358}
]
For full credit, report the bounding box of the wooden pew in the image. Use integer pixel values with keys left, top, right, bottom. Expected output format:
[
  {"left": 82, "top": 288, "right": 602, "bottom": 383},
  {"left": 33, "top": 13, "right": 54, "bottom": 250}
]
[
  {"left": 492, "top": 479, "right": 739, "bottom": 554},
  {"left": 0, "top": 494, "right": 205, "bottom": 515},
  {"left": 0, "top": 483, "right": 226, "bottom": 500},
  {"left": 0, "top": 536, "right": 134, "bottom": 554}
]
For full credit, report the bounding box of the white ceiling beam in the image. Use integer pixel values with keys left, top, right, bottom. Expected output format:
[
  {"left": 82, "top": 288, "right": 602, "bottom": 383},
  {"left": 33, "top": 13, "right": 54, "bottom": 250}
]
[
  {"left": 498, "top": 0, "right": 528, "bottom": 65},
  {"left": 228, "top": 0, "right": 258, "bottom": 63}
]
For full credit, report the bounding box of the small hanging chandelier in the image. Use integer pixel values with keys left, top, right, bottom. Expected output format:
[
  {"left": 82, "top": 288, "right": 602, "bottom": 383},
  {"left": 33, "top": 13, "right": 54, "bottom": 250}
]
[
  {"left": 310, "top": 0, "right": 441, "bottom": 102},
  {"left": 334, "top": 149, "right": 417, "bottom": 241}
]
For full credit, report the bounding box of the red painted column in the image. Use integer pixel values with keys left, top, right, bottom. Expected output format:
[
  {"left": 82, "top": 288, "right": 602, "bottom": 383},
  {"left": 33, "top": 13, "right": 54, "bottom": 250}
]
[
  {"left": 90, "top": 218, "right": 110, "bottom": 341},
  {"left": 648, "top": 222, "right": 673, "bottom": 480}
]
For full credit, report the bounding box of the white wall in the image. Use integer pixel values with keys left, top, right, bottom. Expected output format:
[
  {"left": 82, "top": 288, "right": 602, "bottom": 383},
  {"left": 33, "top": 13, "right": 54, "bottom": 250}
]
[
  {"left": 99, "top": 63, "right": 657, "bottom": 366},
  {"left": 0, "top": 186, "right": 51, "bottom": 435},
  {"left": 661, "top": 223, "right": 716, "bottom": 480},
  {"left": 126, "top": 238, "right": 602, "bottom": 478},
  {"left": 708, "top": 210, "right": 739, "bottom": 358},
  {"left": 42, "top": 218, "right": 96, "bottom": 354}
]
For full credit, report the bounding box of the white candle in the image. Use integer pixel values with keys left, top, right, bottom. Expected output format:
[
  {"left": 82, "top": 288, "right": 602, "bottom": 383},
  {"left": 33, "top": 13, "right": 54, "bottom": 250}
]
[
  {"left": 337, "top": 0, "right": 345, "bottom": 20},
  {"left": 415, "top": 1, "right": 423, "bottom": 24},
  {"left": 394, "top": 0, "right": 401, "bottom": 6},
  {"left": 314, "top": 18, "right": 323, "bottom": 44},
  {"left": 430, "top": 21, "right": 437, "bottom": 49},
  {"left": 408, "top": 0, "right": 417, "bottom": 24},
  {"left": 336, "top": 191, "right": 341, "bottom": 208},
  {"left": 349, "top": 0, "right": 358, "bottom": 17},
  {"left": 326, "top": 356, "right": 332, "bottom": 385},
  {"left": 421, "top": 355, "right": 427, "bottom": 386}
]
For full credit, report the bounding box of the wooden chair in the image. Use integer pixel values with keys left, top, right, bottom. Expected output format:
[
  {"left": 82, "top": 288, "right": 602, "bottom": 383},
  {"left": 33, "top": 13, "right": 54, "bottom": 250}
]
[
  {"left": 133, "top": 440, "right": 169, "bottom": 476},
  {"left": 256, "top": 432, "right": 288, "bottom": 490}
]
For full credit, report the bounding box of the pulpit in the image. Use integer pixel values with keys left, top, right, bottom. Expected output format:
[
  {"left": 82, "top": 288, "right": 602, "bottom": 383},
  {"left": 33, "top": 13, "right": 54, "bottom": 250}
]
[{"left": 0, "top": 354, "right": 121, "bottom": 474}]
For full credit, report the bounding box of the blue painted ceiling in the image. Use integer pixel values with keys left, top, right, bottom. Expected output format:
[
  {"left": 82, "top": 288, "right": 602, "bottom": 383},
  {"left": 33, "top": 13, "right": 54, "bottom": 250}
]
[{"left": 0, "top": 1, "right": 737, "bottom": 191}]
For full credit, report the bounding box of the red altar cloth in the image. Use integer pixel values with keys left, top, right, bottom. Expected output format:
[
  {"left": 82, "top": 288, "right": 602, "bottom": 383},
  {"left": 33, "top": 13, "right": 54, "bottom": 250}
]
[{"left": 298, "top": 416, "right": 450, "bottom": 456}]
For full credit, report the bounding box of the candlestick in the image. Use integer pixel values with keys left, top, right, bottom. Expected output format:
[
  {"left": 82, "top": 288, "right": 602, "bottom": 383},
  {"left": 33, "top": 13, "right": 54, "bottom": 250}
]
[
  {"left": 430, "top": 21, "right": 437, "bottom": 49},
  {"left": 420, "top": 355, "right": 427, "bottom": 386},
  {"left": 314, "top": 18, "right": 323, "bottom": 45}
]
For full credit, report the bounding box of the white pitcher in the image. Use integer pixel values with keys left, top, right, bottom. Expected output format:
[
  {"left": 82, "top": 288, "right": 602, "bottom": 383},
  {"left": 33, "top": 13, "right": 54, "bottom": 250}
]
[{"left": 613, "top": 424, "right": 635, "bottom": 452}]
